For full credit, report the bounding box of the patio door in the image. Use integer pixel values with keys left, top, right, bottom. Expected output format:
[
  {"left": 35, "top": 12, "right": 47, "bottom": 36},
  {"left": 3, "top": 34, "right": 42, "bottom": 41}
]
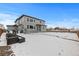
[{"left": 37, "top": 26, "right": 41, "bottom": 31}]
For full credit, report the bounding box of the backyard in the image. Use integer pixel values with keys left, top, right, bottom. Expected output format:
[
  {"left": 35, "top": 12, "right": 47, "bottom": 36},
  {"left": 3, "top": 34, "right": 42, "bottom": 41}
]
[{"left": 10, "top": 32, "right": 79, "bottom": 56}]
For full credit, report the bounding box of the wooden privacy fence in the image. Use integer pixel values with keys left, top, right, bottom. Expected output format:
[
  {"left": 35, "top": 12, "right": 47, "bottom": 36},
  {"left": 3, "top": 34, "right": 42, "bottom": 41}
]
[{"left": 77, "top": 31, "right": 79, "bottom": 38}]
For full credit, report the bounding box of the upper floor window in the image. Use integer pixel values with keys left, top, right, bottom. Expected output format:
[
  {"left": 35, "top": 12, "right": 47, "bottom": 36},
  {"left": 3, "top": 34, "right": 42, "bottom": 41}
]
[
  {"left": 30, "top": 19, "right": 33, "bottom": 22},
  {"left": 34, "top": 20, "right": 35, "bottom": 22},
  {"left": 40, "top": 21, "right": 42, "bottom": 23},
  {"left": 27, "top": 18, "right": 29, "bottom": 22}
]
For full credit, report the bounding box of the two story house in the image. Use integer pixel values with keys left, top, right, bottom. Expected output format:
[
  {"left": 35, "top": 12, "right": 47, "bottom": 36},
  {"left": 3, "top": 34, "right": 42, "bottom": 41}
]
[{"left": 15, "top": 15, "right": 46, "bottom": 33}]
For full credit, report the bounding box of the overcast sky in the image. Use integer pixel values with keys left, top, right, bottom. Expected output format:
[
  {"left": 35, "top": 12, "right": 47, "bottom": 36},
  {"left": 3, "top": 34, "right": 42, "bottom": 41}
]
[{"left": 0, "top": 3, "right": 79, "bottom": 28}]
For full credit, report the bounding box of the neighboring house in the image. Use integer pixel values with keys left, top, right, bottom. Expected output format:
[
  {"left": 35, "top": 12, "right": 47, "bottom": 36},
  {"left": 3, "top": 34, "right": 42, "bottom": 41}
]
[
  {"left": 15, "top": 15, "right": 46, "bottom": 33},
  {"left": 7, "top": 25, "right": 18, "bottom": 33}
]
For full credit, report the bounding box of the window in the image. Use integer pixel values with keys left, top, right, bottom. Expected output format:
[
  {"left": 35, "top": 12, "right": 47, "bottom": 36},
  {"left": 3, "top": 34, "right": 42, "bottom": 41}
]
[
  {"left": 27, "top": 18, "right": 29, "bottom": 22},
  {"left": 27, "top": 25, "right": 29, "bottom": 29},
  {"left": 30, "top": 25, "right": 33, "bottom": 29},
  {"left": 30, "top": 19, "right": 33, "bottom": 22},
  {"left": 40, "top": 21, "right": 41, "bottom": 23},
  {"left": 43, "top": 26, "right": 45, "bottom": 29},
  {"left": 34, "top": 20, "right": 35, "bottom": 22}
]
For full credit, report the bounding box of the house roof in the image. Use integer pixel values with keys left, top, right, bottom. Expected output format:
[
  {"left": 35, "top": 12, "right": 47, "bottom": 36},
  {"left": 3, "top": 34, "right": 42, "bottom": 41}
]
[{"left": 15, "top": 15, "right": 45, "bottom": 23}]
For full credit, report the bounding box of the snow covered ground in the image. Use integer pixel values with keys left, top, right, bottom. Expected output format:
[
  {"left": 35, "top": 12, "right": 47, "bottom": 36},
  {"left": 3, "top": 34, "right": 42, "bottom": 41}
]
[{"left": 11, "top": 32, "right": 79, "bottom": 56}]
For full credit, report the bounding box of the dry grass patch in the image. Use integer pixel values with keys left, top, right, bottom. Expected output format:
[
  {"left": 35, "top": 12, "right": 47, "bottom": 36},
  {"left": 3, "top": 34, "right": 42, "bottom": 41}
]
[{"left": 0, "top": 46, "right": 15, "bottom": 56}]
